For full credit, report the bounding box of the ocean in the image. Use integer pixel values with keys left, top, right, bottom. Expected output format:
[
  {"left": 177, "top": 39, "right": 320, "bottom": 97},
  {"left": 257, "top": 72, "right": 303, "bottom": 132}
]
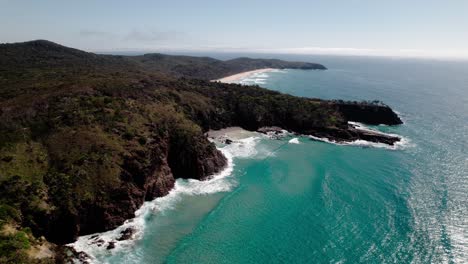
[{"left": 73, "top": 55, "right": 468, "bottom": 263}]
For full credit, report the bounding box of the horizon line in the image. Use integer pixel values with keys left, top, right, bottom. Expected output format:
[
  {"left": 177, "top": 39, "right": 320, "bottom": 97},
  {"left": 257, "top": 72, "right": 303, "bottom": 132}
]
[{"left": 3, "top": 39, "right": 468, "bottom": 61}]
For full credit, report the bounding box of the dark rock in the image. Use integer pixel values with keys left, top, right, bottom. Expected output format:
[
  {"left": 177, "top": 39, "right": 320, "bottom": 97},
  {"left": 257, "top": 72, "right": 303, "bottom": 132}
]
[
  {"left": 224, "top": 139, "right": 233, "bottom": 144},
  {"left": 257, "top": 126, "right": 283, "bottom": 134},
  {"left": 167, "top": 135, "right": 227, "bottom": 181},
  {"left": 106, "top": 242, "right": 115, "bottom": 250},
  {"left": 333, "top": 101, "right": 403, "bottom": 125},
  {"left": 117, "top": 227, "right": 135, "bottom": 241},
  {"left": 307, "top": 126, "right": 400, "bottom": 145},
  {"left": 91, "top": 238, "right": 105, "bottom": 247}
]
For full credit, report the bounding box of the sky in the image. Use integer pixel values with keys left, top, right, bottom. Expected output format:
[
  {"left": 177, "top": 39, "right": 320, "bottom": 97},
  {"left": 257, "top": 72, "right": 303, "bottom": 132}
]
[{"left": 1, "top": 0, "right": 468, "bottom": 59}]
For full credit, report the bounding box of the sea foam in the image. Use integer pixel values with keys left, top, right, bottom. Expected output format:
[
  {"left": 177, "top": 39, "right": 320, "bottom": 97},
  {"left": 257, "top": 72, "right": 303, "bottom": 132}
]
[
  {"left": 70, "top": 136, "right": 261, "bottom": 263},
  {"left": 238, "top": 70, "right": 281, "bottom": 85},
  {"left": 309, "top": 122, "right": 412, "bottom": 150},
  {"left": 289, "top": 138, "right": 300, "bottom": 144}
]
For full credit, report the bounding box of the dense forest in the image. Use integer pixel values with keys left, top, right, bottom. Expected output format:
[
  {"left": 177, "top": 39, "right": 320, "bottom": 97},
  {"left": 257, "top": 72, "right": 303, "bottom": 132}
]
[{"left": 0, "top": 40, "right": 401, "bottom": 263}]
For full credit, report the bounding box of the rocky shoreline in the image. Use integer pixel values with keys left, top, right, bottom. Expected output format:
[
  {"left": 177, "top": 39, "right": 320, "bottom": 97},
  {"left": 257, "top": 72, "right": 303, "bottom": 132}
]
[
  {"left": 0, "top": 40, "right": 405, "bottom": 263},
  {"left": 67, "top": 108, "right": 402, "bottom": 258},
  {"left": 306, "top": 124, "right": 401, "bottom": 145},
  {"left": 209, "top": 124, "right": 401, "bottom": 146}
]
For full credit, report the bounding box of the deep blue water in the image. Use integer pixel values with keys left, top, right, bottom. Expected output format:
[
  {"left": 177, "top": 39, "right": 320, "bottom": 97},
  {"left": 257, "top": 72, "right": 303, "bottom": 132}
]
[{"left": 76, "top": 56, "right": 468, "bottom": 263}]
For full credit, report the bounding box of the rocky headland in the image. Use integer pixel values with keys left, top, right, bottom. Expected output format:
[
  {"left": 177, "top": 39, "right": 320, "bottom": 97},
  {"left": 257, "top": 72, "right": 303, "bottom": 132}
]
[{"left": 0, "top": 40, "right": 402, "bottom": 262}]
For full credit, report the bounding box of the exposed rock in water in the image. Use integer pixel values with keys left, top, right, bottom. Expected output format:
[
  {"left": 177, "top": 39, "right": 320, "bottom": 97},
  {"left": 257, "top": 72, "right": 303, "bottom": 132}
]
[
  {"left": 91, "top": 238, "right": 105, "bottom": 247},
  {"left": 117, "top": 227, "right": 135, "bottom": 241},
  {"left": 106, "top": 242, "right": 115, "bottom": 250},
  {"left": 257, "top": 126, "right": 289, "bottom": 140},
  {"left": 257, "top": 126, "right": 284, "bottom": 134},
  {"left": 308, "top": 125, "right": 400, "bottom": 145}
]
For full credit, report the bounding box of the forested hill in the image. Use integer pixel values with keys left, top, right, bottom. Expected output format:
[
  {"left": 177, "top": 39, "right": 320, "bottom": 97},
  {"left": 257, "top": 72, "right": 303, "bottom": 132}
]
[
  {"left": 129, "top": 53, "right": 327, "bottom": 80},
  {"left": 0, "top": 40, "right": 399, "bottom": 263},
  {"left": 0, "top": 40, "right": 326, "bottom": 84}
]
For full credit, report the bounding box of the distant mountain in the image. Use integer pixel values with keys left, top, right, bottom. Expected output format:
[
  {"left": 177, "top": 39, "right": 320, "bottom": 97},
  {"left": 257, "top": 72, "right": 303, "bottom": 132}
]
[
  {"left": 0, "top": 40, "right": 399, "bottom": 263},
  {"left": 0, "top": 40, "right": 326, "bottom": 84}
]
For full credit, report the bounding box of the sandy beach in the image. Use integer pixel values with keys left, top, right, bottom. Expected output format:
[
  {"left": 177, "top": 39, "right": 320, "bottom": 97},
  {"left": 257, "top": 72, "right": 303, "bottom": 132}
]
[
  {"left": 206, "top": 126, "right": 257, "bottom": 141},
  {"left": 213, "top": 68, "right": 275, "bottom": 83}
]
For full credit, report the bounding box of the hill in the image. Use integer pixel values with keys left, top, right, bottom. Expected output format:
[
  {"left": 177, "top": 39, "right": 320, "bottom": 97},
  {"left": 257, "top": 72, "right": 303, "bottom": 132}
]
[{"left": 129, "top": 53, "right": 327, "bottom": 80}]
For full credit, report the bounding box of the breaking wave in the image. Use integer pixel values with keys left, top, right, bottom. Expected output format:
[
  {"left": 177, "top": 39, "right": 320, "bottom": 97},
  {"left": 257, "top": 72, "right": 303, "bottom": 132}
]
[
  {"left": 288, "top": 138, "right": 300, "bottom": 144},
  {"left": 309, "top": 122, "right": 413, "bottom": 150},
  {"left": 69, "top": 136, "right": 262, "bottom": 263}
]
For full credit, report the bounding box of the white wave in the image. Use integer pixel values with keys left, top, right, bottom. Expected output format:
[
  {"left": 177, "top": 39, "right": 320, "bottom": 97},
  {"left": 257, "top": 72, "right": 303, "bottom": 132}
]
[
  {"left": 238, "top": 70, "right": 277, "bottom": 84},
  {"left": 309, "top": 122, "right": 412, "bottom": 150},
  {"left": 349, "top": 121, "right": 412, "bottom": 147},
  {"left": 254, "top": 73, "right": 269, "bottom": 78},
  {"left": 262, "top": 129, "right": 291, "bottom": 139},
  {"left": 239, "top": 78, "right": 257, "bottom": 85},
  {"left": 69, "top": 136, "right": 261, "bottom": 263},
  {"left": 288, "top": 138, "right": 300, "bottom": 144},
  {"left": 344, "top": 137, "right": 411, "bottom": 150},
  {"left": 222, "top": 136, "right": 261, "bottom": 158},
  {"left": 309, "top": 134, "right": 403, "bottom": 150},
  {"left": 348, "top": 121, "right": 376, "bottom": 132},
  {"left": 270, "top": 69, "right": 288, "bottom": 73}
]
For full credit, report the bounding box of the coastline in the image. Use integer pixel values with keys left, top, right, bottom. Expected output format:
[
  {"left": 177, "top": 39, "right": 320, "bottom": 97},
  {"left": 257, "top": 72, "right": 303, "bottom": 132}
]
[
  {"left": 212, "top": 68, "right": 276, "bottom": 83},
  {"left": 69, "top": 122, "right": 407, "bottom": 261},
  {"left": 69, "top": 127, "right": 259, "bottom": 262},
  {"left": 206, "top": 126, "right": 257, "bottom": 140}
]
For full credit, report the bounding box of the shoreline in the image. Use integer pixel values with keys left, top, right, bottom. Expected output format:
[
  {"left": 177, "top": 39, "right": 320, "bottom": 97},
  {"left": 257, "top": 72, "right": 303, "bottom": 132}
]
[
  {"left": 206, "top": 126, "right": 257, "bottom": 141},
  {"left": 212, "top": 68, "right": 276, "bottom": 83},
  {"left": 69, "top": 127, "right": 257, "bottom": 263},
  {"left": 68, "top": 124, "right": 406, "bottom": 262}
]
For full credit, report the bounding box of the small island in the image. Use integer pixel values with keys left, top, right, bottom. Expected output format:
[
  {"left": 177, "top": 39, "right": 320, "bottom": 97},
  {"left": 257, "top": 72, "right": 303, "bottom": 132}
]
[{"left": 0, "top": 40, "right": 401, "bottom": 262}]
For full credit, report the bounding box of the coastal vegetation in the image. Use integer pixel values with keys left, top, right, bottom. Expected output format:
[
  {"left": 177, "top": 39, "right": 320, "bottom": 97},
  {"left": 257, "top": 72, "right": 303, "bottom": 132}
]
[
  {"left": 0, "top": 40, "right": 401, "bottom": 263},
  {"left": 130, "top": 53, "right": 327, "bottom": 80}
]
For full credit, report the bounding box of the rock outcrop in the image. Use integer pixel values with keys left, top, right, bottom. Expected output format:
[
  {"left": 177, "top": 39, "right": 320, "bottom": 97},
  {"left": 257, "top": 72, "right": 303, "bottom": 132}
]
[
  {"left": 333, "top": 101, "right": 403, "bottom": 125},
  {"left": 307, "top": 126, "right": 400, "bottom": 145},
  {"left": 43, "top": 134, "right": 227, "bottom": 244}
]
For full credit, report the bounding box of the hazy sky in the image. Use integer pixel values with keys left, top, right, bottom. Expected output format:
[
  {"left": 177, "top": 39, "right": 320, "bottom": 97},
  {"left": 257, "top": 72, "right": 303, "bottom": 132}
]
[{"left": 1, "top": 0, "right": 468, "bottom": 58}]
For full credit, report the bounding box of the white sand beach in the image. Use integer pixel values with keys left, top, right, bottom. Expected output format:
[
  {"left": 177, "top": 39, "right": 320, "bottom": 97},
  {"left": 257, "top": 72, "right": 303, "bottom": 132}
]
[
  {"left": 206, "top": 126, "right": 257, "bottom": 141},
  {"left": 213, "top": 68, "right": 275, "bottom": 83}
]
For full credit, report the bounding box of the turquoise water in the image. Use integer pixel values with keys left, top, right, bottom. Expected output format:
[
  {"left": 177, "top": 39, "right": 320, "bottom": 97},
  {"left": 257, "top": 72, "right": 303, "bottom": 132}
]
[{"left": 79, "top": 57, "right": 468, "bottom": 263}]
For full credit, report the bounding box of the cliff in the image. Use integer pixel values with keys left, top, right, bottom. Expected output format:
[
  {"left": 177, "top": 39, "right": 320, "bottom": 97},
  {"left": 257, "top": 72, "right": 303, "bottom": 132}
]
[
  {"left": 0, "top": 40, "right": 400, "bottom": 262},
  {"left": 333, "top": 100, "right": 403, "bottom": 125}
]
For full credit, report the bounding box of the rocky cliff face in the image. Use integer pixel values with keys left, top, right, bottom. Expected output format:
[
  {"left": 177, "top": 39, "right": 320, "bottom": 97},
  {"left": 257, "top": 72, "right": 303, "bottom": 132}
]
[
  {"left": 0, "top": 41, "right": 401, "bottom": 262},
  {"left": 181, "top": 80, "right": 403, "bottom": 145},
  {"left": 41, "top": 132, "right": 226, "bottom": 244},
  {"left": 333, "top": 101, "right": 403, "bottom": 125}
]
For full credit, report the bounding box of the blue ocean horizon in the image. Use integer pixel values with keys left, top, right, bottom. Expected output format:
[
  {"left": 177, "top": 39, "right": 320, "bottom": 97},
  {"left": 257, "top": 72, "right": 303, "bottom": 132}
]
[{"left": 75, "top": 55, "right": 468, "bottom": 263}]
